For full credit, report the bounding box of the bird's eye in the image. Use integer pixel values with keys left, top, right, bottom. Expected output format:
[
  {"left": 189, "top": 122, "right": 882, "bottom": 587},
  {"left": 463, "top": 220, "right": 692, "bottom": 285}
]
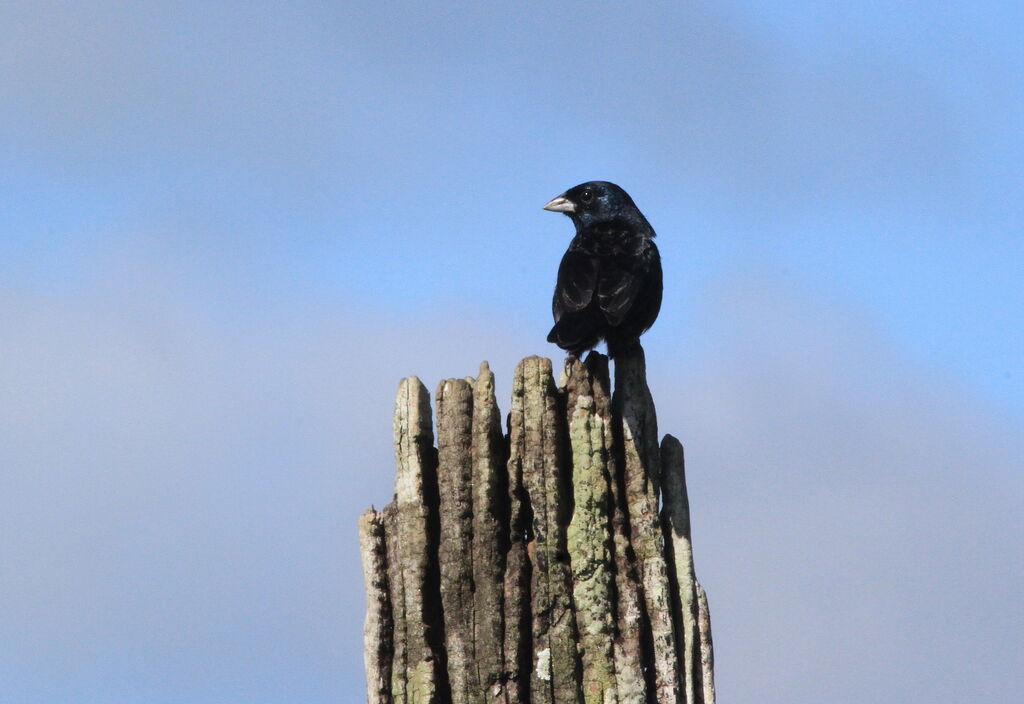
[{"left": 580, "top": 190, "right": 593, "bottom": 204}]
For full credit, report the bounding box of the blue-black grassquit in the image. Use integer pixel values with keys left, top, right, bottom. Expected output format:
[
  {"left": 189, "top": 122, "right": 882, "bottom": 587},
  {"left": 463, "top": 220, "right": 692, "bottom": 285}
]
[{"left": 543, "top": 181, "right": 662, "bottom": 357}]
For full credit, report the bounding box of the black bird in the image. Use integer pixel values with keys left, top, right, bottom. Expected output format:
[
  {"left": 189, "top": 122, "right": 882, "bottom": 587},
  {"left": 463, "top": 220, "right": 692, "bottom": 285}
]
[{"left": 543, "top": 181, "right": 662, "bottom": 357}]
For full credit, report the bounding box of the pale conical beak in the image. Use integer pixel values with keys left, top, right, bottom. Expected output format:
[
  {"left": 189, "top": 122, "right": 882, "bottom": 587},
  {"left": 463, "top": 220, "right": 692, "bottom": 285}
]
[{"left": 542, "top": 195, "right": 575, "bottom": 213}]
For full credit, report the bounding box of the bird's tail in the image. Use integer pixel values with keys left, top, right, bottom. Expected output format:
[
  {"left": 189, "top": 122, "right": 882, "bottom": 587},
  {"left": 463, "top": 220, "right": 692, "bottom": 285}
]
[{"left": 548, "top": 312, "right": 601, "bottom": 357}]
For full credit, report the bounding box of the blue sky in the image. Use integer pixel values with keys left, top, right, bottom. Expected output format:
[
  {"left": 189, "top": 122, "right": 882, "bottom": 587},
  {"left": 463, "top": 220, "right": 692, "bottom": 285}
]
[{"left": 1, "top": 2, "right": 1021, "bottom": 703}]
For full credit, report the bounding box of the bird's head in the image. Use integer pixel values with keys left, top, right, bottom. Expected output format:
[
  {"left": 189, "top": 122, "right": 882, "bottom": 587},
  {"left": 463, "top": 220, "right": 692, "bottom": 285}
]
[{"left": 542, "top": 181, "right": 652, "bottom": 234}]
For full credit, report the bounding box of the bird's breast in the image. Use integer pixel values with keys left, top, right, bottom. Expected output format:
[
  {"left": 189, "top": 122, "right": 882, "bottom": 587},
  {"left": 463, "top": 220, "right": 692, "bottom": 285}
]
[{"left": 577, "top": 227, "right": 647, "bottom": 258}]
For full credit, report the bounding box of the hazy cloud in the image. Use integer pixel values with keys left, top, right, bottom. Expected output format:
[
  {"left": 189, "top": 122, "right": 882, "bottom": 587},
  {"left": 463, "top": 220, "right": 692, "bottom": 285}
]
[
  {"left": 1, "top": 251, "right": 1019, "bottom": 702},
  {"left": 3, "top": 1, "right": 1015, "bottom": 212},
  {"left": 1, "top": 3, "right": 1020, "bottom": 703},
  {"left": 652, "top": 274, "right": 1023, "bottom": 702}
]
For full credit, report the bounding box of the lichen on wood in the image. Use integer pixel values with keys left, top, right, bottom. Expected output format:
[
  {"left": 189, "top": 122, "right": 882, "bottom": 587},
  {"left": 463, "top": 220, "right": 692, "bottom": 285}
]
[
  {"left": 563, "top": 356, "right": 618, "bottom": 704},
  {"left": 360, "top": 349, "right": 714, "bottom": 704},
  {"left": 390, "top": 377, "right": 445, "bottom": 703},
  {"left": 697, "top": 585, "right": 716, "bottom": 704},
  {"left": 510, "top": 356, "right": 581, "bottom": 704},
  {"left": 613, "top": 350, "right": 680, "bottom": 703},
  {"left": 359, "top": 508, "right": 393, "bottom": 704},
  {"left": 660, "top": 436, "right": 701, "bottom": 704},
  {"left": 471, "top": 363, "right": 511, "bottom": 702},
  {"left": 436, "top": 377, "right": 478, "bottom": 704}
]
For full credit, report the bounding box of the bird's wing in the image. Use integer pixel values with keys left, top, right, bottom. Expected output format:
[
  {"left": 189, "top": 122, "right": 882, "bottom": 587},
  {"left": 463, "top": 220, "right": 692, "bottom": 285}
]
[
  {"left": 552, "top": 249, "right": 599, "bottom": 322},
  {"left": 596, "top": 263, "right": 643, "bottom": 327}
]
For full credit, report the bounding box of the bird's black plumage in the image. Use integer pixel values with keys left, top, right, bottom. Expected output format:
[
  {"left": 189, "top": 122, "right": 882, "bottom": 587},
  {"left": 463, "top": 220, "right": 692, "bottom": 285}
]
[{"left": 543, "top": 181, "right": 662, "bottom": 357}]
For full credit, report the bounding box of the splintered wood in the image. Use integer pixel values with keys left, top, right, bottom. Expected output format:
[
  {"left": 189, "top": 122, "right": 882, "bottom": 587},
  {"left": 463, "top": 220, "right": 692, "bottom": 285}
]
[{"left": 358, "top": 351, "right": 715, "bottom": 704}]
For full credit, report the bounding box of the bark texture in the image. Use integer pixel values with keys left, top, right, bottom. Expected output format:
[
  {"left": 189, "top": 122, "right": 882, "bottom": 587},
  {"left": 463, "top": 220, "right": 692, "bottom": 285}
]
[
  {"left": 613, "top": 349, "right": 678, "bottom": 703},
  {"left": 436, "top": 378, "right": 478, "bottom": 704},
  {"left": 360, "top": 508, "right": 394, "bottom": 704},
  {"left": 510, "top": 357, "right": 581, "bottom": 704},
  {"left": 660, "top": 437, "right": 702, "bottom": 704},
  {"left": 471, "top": 363, "right": 511, "bottom": 702},
  {"left": 360, "top": 349, "right": 715, "bottom": 704}
]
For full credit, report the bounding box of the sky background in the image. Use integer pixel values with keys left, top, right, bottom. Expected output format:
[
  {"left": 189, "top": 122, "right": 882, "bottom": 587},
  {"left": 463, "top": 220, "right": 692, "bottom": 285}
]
[{"left": 1, "top": 2, "right": 1022, "bottom": 702}]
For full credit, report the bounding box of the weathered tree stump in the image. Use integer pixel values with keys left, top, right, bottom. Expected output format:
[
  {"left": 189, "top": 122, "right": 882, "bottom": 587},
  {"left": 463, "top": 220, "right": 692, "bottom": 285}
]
[{"left": 359, "top": 348, "right": 715, "bottom": 704}]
